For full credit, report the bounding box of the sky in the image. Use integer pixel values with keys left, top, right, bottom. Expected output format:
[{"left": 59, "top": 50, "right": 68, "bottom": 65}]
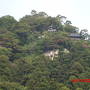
[{"left": 0, "top": 0, "right": 90, "bottom": 32}]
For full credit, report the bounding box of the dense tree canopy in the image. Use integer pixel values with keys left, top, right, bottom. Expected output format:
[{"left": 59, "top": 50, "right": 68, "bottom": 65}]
[{"left": 0, "top": 10, "right": 90, "bottom": 90}]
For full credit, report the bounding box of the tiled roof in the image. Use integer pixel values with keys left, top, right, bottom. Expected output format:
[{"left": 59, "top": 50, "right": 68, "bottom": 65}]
[{"left": 69, "top": 33, "right": 81, "bottom": 38}]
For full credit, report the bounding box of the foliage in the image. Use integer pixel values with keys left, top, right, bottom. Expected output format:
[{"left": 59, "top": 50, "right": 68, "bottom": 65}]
[{"left": 0, "top": 10, "right": 90, "bottom": 90}]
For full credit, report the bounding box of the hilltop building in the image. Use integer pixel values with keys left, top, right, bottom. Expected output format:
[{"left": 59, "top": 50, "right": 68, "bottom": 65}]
[
  {"left": 48, "top": 26, "right": 57, "bottom": 32},
  {"left": 68, "top": 33, "right": 82, "bottom": 39}
]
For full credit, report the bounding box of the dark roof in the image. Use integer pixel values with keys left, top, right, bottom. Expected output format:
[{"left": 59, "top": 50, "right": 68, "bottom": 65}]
[{"left": 69, "top": 33, "right": 81, "bottom": 38}]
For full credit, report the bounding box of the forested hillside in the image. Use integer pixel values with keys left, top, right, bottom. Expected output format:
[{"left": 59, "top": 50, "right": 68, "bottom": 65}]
[{"left": 0, "top": 10, "right": 90, "bottom": 90}]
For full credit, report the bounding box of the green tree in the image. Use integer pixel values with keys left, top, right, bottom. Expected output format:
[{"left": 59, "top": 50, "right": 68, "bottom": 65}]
[
  {"left": 0, "top": 15, "right": 17, "bottom": 30},
  {"left": 0, "top": 82, "right": 27, "bottom": 90}
]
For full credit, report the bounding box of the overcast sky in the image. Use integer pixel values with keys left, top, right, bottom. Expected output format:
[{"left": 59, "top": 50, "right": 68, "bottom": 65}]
[{"left": 0, "top": 0, "right": 90, "bottom": 32}]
